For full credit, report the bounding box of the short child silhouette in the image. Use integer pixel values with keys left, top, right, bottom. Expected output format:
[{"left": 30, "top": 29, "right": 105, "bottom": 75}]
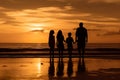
[
  {"left": 66, "top": 32, "right": 74, "bottom": 57},
  {"left": 48, "top": 30, "right": 55, "bottom": 58},
  {"left": 56, "top": 30, "right": 65, "bottom": 58}
]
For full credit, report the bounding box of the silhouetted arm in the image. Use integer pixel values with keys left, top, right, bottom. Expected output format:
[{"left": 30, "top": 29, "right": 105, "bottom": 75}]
[
  {"left": 72, "top": 38, "right": 75, "bottom": 44},
  {"left": 85, "top": 29, "right": 88, "bottom": 43},
  {"left": 63, "top": 36, "right": 65, "bottom": 43},
  {"left": 75, "top": 28, "right": 78, "bottom": 42}
]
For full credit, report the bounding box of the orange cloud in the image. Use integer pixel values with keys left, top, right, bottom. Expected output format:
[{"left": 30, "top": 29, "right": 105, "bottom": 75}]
[{"left": 89, "top": 0, "right": 120, "bottom": 3}]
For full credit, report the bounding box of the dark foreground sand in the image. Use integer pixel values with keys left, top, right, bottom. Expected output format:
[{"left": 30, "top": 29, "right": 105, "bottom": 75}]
[{"left": 50, "top": 68, "right": 120, "bottom": 80}]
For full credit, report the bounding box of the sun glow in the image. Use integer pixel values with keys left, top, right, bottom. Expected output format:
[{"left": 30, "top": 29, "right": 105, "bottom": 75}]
[
  {"left": 30, "top": 23, "right": 45, "bottom": 27},
  {"left": 30, "top": 27, "right": 43, "bottom": 31},
  {"left": 26, "top": 23, "right": 45, "bottom": 31},
  {"left": 37, "top": 62, "right": 41, "bottom": 73}
]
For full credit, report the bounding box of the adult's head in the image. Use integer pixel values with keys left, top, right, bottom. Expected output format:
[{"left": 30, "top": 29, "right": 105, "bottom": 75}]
[{"left": 79, "top": 22, "right": 83, "bottom": 28}]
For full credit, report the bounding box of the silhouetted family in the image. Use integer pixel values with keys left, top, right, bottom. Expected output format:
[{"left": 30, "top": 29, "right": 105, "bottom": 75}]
[{"left": 48, "top": 22, "right": 88, "bottom": 58}]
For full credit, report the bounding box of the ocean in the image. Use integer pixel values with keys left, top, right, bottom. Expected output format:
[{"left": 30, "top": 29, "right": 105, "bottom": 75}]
[
  {"left": 0, "top": 43, "right": 120, "bottom": 49},
  {"left": 0, "top": 43, "right": 119, "bottom": 56}
]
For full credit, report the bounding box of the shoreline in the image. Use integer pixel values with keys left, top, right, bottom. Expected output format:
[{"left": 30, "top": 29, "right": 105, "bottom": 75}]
[
  {"left": 0, "top": 54, "right": 120, "bottom": 58},
  {"left": 0, "top": 47, "right": 120, "bottom": 52},
  {"left": 0, "top": 48, "right": 119, "bottom": 58}
]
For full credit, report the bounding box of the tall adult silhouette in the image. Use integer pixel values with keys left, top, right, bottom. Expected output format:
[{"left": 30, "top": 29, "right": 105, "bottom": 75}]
[
  {"left": 48, "top": 30, "right": 55, "bottom": 58},
  {"left": 56, "top": 30, "right": 65, "bottom": 58},
  {"left": 75, "top": 22, "right": 88, "bottom": 57}
]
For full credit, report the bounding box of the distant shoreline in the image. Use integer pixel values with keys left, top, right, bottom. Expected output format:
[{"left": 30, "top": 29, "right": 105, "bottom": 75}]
[
  {"left": 0, "top": 48, "right": 120, "bottom": 52},
  {"left": 0, "top": 54, "right": 120, "bottom": 58},
  {"left": 0, "top": 48, "right": 119, "bottom": 58}
]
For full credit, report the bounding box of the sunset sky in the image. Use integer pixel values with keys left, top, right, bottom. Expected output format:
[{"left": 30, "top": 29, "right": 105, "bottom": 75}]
[{"left": 0, "top": 0, "right": 120, "bottom": 43}]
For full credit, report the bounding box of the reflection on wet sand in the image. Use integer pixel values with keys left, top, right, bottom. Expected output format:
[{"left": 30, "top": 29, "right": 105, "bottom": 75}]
[
  {"left": 76, "top": 57, "right": 88, "bottom": 80},
  {"left": 67, "top": 57, "right": 73, "bottom": 77},
  {"left": 0, "top": 57, "right": 119, "bottom": 80},
  {"left": 77, "top": 57, "right": 86, "bottom": 74},
  {"left": 48, "top": 57, "right": 55, "bottom": 80},
  {"left": 48, "top": 57, "right": 55, "bottom": 77},
  {"left": 48, "top": 57, "right": 87, "bottom": 77},
  {"left": 56, "top": 57, "right": 64, "bottom": 77},
  {"left": 48, "top": 57, "right": 120, "bottom": 80}
]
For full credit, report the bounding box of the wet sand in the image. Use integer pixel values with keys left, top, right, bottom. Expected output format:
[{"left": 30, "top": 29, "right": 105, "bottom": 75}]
[{"left": 0, "top": 57, "right": 119, "bottom": 80}]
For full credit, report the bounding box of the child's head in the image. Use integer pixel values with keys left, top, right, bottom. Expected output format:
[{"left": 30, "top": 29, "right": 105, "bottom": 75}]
[
  {"left": 68, "top": 32, "right": 72, "bottom": 37},
  {"left": 49, "top": 30, "right": 54, "bottom": 35}
]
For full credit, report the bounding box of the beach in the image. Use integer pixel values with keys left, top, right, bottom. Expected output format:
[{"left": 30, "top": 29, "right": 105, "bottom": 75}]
[
  {"left": 0, "top": 43, "right": 119, "bottom": 80},
  {"left": 0, "top": 57, "right": 119, "bottom": 80},
  {"left": 0, "top": 0, "right": 120, "bottom": 79}
]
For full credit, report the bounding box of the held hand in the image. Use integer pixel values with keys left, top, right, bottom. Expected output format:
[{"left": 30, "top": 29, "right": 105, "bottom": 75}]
[
  {"left": 73, "top": 42, "right": 76, "bottom": 44},
  {"left": 86, "top": 39, "right": 88, "bottom": 43},
  {"left": 75, "top": 37, "right": 77, "bottom": 43},
  {"left": 75, "top": 39, "right": 78, "bottom": 42}
]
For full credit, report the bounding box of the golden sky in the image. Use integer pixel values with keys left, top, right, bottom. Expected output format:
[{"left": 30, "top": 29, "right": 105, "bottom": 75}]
[{"left": 0, "top": 0, "right": 120, "bottom": 43}]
